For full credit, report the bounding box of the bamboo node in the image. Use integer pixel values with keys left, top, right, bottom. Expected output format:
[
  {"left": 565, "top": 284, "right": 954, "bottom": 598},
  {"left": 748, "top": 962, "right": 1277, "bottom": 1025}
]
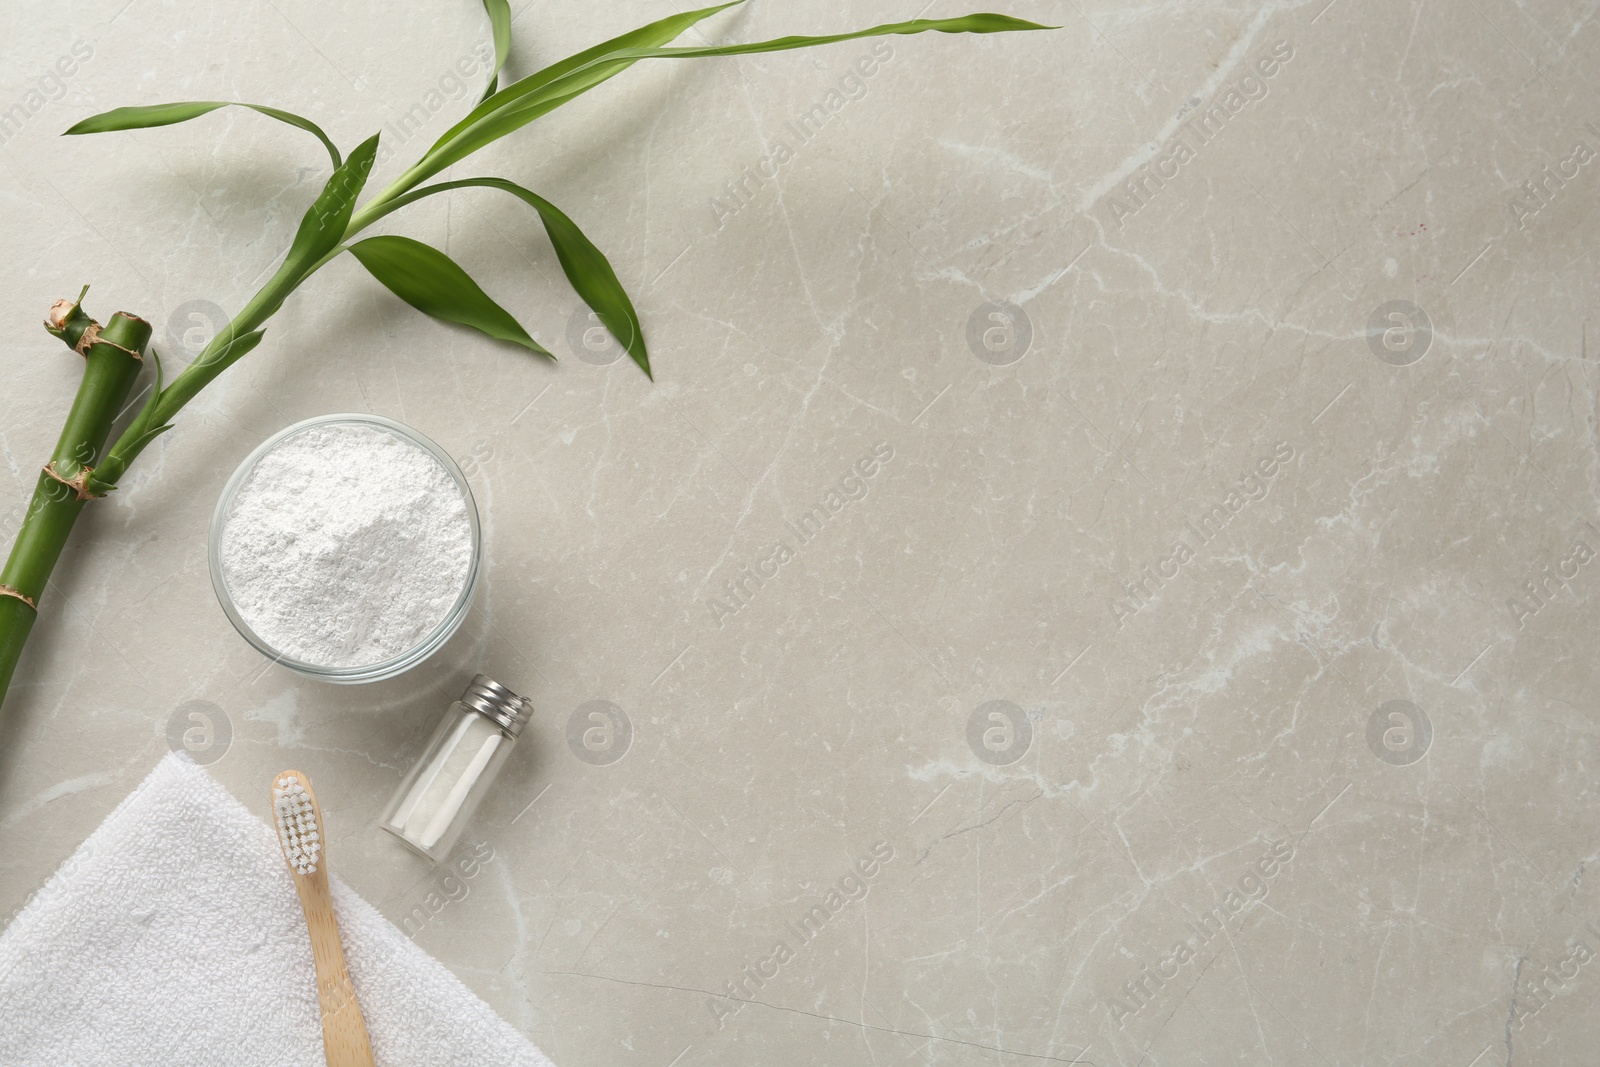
[
  {"left": 0, "top": 586, "right": 37, "bottom": 611},
  {"left": 42, "top": 462, "right": 97, "bottom": 502},
  {"left": 73, "top": 323, "right": 99, "bottom": 357},
  {"left": 73, "top": 323, "right": 143, "bottom": 363}
]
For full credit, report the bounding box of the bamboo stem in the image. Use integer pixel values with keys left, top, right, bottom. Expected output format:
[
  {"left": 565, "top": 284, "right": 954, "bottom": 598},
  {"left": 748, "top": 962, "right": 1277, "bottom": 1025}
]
[{"left": 0, "top": 308, "right": 150, "bottom": 703}]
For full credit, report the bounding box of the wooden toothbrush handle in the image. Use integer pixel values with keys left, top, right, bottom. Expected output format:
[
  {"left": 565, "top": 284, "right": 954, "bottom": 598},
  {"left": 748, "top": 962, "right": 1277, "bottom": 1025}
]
[{"left": 298, "top": 874, "right": 376, "bottom": 1067}]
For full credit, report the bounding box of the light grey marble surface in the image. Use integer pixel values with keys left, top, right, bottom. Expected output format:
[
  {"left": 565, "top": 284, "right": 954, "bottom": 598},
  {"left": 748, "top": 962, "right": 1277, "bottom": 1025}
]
[{"left": 3, "top": 1, "right": 1599, "bottom": 1064}]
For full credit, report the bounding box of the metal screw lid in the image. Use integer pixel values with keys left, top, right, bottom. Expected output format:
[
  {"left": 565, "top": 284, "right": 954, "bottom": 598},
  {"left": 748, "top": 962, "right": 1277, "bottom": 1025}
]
[{"left": 460, "top": 674, "right": 533, "bottom": 737}]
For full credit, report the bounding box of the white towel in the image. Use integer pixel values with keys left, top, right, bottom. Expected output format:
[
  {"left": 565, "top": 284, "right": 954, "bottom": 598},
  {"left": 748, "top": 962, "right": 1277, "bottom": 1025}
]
[{"left": 0, "top": 752, "right": 555, "bottom": 1067}]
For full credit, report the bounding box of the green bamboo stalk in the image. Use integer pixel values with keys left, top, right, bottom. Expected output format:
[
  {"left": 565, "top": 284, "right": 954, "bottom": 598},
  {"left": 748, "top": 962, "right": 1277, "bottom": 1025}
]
[{"left": 0, "top": 305, "right": 151, "bottom": 699}]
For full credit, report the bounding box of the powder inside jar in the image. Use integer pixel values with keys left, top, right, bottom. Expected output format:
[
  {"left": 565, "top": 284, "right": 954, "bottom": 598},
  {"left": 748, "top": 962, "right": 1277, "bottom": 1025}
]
[{"left": 218, "top": 422, "right": 474, "bottom": 668}]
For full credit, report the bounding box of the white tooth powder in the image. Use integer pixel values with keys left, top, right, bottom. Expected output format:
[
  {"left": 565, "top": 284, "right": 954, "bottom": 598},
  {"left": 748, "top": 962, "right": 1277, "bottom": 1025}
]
[{"left": 217, "top": 422, "right": 474, "bottom": 668}]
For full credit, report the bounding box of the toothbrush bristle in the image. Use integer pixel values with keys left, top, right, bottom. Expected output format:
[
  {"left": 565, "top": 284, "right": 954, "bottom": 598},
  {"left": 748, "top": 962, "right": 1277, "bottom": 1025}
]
[{"left": 273, "top": 774, "right": 322, "bottom": 875}]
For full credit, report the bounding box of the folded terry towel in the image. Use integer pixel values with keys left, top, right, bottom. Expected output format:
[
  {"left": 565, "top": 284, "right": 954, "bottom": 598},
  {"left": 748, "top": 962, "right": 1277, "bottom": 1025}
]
[{"left": 0, "top": 752, "right": 554, "bottom": 1067}]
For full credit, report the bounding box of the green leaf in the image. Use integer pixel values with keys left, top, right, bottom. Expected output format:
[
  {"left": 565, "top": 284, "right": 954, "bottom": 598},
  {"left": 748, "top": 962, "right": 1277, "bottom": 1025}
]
[
  {"left": 93, "top": 345, "right": 184, "bottom": 493},
  {"left": 479, "top": 0, "right": 514, "bottom": 102},
  {"left": 407, "top": 10, "right": 1052, "bottom": 186},
  {"left": 258, "top": 133, "right": 380, "bottom": 314},
  {"left": 199, "top": 328, "right": 267, "bottom": 376},
  {"left": 379, "top": 178, "right": 649, "bottom": 376},
  {"left": 349, "top": 235, "right": 550, "bottom": 356},
  {"left": 65, "top": 101, "right": 342, "bottom": 168},
  {"left": 147, "top": 329, "right": 267, "bottom": 426},
  {"left": 123, "top": 346, "right": 167, "bottom": 445},
  {"left": 86, "top": 423, "right": 172, "bottom": 497},
  {"left": 403, "top": 1, "right": 746, "bottom": 189}
]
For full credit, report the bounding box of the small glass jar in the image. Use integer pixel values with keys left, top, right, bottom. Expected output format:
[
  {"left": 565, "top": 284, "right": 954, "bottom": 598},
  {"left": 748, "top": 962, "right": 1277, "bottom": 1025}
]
[{"left": 382, "top": 675, "right": 532, "bottom": 861}]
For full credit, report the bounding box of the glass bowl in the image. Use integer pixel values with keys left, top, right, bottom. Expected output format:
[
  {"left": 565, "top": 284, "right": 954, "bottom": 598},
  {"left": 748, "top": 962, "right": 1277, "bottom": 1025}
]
[{"left": 208, "top": 413, "right": 482, "bottom": 684}]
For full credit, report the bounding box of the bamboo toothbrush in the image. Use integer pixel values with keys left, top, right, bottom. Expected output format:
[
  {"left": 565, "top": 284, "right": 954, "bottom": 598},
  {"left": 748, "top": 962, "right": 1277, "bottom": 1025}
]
[{"left": 273, "top": 770, "right": 376, "bottom": 1067}]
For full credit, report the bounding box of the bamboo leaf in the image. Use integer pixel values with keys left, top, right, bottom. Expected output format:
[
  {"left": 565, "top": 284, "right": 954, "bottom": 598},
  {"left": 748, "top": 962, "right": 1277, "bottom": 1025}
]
[
  {"left": 147, "top": 329, "right": 267, "bottom": 427},
  {"left": 260, "top": 134, "right": 380, "bottom": 313},
  {"left": 123, "top": 346, "right": 166, "bottom": 445},
  {"left": 349, "top": 235, "right": 551, "bottom": 356},
  {"left": 380, "top": 178, "right": 648, "bottom": 376},
  {"left": 408, "top": 11, "right": 1051, "bottom": 186},
  {"left": 65, "top": 102, "right": 342, "bottom": 168},
  {"left": 403, "top": 1, "right": 746, "bottom": 190},
  {"left": 200, "top": 328, "right": 267, "bottom": 376},
  {"left": 86, "top": 424, "right": 171, "bottom": 496},
  {"left": 479, "top": 0, "right": 514, "bottom": 102}
]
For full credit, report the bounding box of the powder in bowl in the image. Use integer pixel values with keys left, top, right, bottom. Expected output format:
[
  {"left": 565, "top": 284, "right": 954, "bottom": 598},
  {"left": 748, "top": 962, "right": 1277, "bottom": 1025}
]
[{"left": 217, "top": 422, "right": 475, "bottom": 668}]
